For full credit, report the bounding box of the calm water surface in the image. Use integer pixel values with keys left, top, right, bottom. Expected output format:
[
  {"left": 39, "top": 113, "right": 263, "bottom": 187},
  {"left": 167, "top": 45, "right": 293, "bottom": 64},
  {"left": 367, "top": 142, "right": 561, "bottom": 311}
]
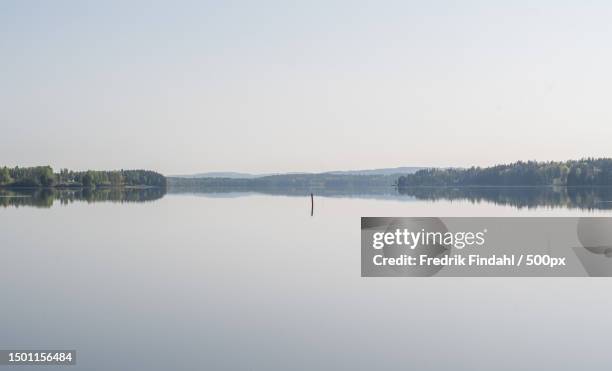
[{"left": 2, "top": 187, "right": 612, "bottom": 370}]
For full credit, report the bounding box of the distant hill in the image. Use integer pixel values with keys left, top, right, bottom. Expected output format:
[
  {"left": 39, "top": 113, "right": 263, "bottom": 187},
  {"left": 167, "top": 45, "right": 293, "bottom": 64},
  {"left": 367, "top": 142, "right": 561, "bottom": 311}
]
[
  {"left": 172, "top": 172, "right": 265, "bottom": 179},
  {"left": 325, "top": 167, "right": 426, "bottom": 176},
  {"left": 173, "top": 167, "right": 426, "bottom": 179},
  {"left": 167, "top": 171, "right": 418, "bottom": 189}
]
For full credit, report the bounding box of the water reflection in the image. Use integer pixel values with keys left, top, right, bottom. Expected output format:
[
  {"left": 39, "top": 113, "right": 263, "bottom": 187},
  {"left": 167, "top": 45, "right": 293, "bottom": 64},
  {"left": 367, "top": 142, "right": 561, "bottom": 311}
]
[
  {"left": 168, "top": 185, "right": 403, "bottom": 199},
  {"left": 169, "top": 185, "right": 612, "bottom": 210},
  {"left": 0, "top": 187, "right": 166, "bottom": 208},
  {"left": 398, "top": 186, "right": 612, "bottom": 210},
  {"left": 4, "top": 185, "right": 612, "bottom": 210}
]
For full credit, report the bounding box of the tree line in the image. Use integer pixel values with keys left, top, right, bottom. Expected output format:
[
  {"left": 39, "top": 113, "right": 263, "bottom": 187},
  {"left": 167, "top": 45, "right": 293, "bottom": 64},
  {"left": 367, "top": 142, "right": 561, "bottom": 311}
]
[
  {"left": 0, "top": 166, "right": 166, "bottom": 188},
  {"left": 168, "top": 173, "right": 399, "bottom": 189},
  {"left": 397, "top": 159, "right": 612, "bottom": 187}
]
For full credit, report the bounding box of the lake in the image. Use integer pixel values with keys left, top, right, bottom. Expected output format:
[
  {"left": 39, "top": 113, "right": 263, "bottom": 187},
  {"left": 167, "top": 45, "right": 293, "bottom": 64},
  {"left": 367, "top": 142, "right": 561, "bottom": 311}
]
[{"left": 2, "top": 186, "right": 612, "bottom": 370}]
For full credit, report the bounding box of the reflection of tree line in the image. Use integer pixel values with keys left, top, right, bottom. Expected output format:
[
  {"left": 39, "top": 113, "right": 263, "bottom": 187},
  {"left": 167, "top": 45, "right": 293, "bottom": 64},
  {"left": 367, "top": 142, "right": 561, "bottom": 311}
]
[
  {"left": 4, "top": 185, "right": 612, "bottom": 210},
  {"left": 397, "top": 187, "right": 612, "bottom": 210},
  {"left": 0, "top": 187, "right": 166, "bottom": 208},
  {"left": 169, "top": 185, "right": 612, "bottom": 210}
]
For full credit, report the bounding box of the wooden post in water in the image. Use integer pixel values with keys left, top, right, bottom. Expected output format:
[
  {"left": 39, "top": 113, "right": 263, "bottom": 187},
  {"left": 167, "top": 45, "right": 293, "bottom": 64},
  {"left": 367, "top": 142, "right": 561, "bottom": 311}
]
[{"left": 310, "top": 193, "right": 314, "bottom": 216}]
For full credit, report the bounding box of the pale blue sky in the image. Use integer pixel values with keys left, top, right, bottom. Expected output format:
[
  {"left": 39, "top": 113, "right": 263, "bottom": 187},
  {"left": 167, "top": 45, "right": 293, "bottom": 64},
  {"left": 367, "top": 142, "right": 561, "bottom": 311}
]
[{"left": 2, "top": 1, "right": 612, "bottom": 174}]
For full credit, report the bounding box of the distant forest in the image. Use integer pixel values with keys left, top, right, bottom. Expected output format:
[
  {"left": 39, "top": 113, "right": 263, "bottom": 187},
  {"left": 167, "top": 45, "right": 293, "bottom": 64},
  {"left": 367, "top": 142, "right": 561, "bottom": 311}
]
[
  {"left": 168, "top": 173, "right": 398, "bottom": 189},
  {"left": 398, "top": 159, "right": 612, "bottom": 187},
  {"left": 0, "top": 166, "right": 166, "bottom": 188}
]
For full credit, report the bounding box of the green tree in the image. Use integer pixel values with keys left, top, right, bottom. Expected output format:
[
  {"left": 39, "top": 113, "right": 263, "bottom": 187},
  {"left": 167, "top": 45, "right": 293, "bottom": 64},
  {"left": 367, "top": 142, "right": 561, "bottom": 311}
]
[
  {"left": 82, "top": 172, "right": 94, "bottom": 188},
  {"left": 0, "top": 167, "right": 12, "bottom": 185},
  {"left": 38, "top": 166, "right": 55, "bottom": 187}
]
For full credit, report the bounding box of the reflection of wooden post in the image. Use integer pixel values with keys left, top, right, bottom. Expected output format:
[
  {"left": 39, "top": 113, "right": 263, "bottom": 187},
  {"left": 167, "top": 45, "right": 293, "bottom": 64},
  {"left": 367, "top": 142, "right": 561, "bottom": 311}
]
[{"left": 310, "top": 193, "right": 314, "bottom": 216}]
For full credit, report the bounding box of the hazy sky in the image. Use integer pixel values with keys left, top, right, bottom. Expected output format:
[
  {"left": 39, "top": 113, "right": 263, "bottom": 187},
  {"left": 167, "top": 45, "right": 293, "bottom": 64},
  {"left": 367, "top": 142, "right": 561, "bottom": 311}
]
[{"left": 2, "top": 1, "right": 612, "bottom": 175}]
